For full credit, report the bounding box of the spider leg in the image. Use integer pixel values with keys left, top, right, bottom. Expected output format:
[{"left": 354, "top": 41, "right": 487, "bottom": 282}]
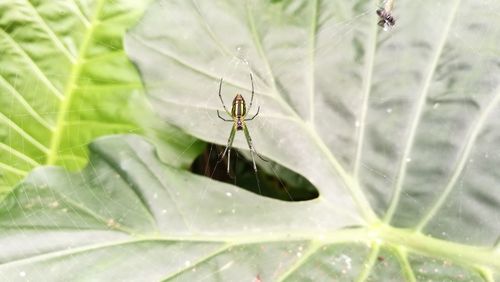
[
  {"left": 243, "top": 124, "right": 267, "bottom": 172},
  {"left": 243, "top": 124, "right": 266, "bottom": 194},
  {"left": 218, "top": 78, "right": 231, "bottom": 115},
  {"left": 220, "top": 125, "right": 236, "bottom": 175},
  {"left": 246, "top": 73, "right": 255, "bottom": 113},
  {"left": 217, "top": 110, "right": 233, "bottom": 121},
  {"left": 256, "top": 151, "right": 269, "bottom": 162},
  {"left": 244, "top": 106, "right": 260, "bottom": 121}
]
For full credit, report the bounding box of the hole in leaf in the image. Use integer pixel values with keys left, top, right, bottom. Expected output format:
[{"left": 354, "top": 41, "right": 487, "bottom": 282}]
[{"left": 191, "top": 143, "right": 319, "bottom": 201}]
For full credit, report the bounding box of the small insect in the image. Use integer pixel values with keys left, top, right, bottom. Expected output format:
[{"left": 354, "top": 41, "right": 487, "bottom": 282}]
[
  {"left": 217, "top": 74, "right": 266, "bottom": 174},
  {"left": 376, "top": 8, "right": 395, "bottom": 30}
]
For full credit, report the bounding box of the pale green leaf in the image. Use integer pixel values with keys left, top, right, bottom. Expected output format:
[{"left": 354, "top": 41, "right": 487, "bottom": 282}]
[
  {"left": 125, "top": 0, "right": 499, "bottom": 279},
  {"left": 0, "top": 135, "right": 498, "bottom": 281}
]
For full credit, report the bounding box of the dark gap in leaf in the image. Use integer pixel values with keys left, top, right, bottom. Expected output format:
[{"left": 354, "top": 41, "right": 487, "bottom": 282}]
[{"left": 191, "top": 143, "right": 319, "bottom": 201}]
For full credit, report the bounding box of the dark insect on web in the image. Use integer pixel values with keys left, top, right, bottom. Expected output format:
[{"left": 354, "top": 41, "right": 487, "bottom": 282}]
[
  {"left": 376, "top": 8, "right": 395, "bottom": 30},
  {"left": 216, "top": 74, "right": 267, "bottom": 176}
]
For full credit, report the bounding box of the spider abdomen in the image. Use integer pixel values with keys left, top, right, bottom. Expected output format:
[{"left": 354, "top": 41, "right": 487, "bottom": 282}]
[{"left": 231, "top": 94, "right": 246, "bottom": 118}]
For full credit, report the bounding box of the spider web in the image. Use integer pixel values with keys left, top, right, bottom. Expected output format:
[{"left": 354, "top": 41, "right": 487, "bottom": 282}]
[
  {"left": 2, "top": 0, "right": 500, "bottom": 280},
  {"left": 126, "top": 0, "right": 500, "bottom": 278},
  {"left": 0, "top": 1, "right": 378, "bottom": 279}
]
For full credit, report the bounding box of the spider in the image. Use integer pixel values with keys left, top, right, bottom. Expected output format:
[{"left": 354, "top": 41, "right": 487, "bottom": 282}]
[
  {"left": 217, "top": 74, "right": 266, "bottom": 174},
  {"left": 376, "top": 7, "right": 395, "bottom": 30}
]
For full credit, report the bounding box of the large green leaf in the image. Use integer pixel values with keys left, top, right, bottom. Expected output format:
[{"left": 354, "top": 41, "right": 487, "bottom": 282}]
[
  {"left": 0, "top": 135, "right": 498, "bottom": 281},
  {"left": 0, "top": 0, "right": 203, "bottom": 195},
  {"left": 127, "top": 0, "right": 500, "bottom": 238},
  {"left": 1, "top": 0, "right": 500, "bottom": 280},
  {"left": 125, "top": 0, "right": 498, "bottom": 279}
]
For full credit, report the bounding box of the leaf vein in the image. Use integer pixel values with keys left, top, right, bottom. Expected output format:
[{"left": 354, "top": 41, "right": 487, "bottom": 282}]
[
  {"left": 23, "top": 0, "right": 77, "bottom": 63},
  {"left": 91, "top": 144, "right": 159, "bottom": 230},
  {"left": 393, "top": 248, "right": 417, "bottom": 282},
  {"left": 0, "top": 142, "right": 40, "bottom": 166},
  {"left": 353, "top": 9, "right": 379, "bottom": 179},
  {"left": 0, "top": 28, "right": 64, "bottom": 100},
  {"left": 416, "top": 85, "right": 500, "bottom": 231},
  {"left": 0, "top": 162, "right": 27, "bottom": 176},
  {"left": 383, "top": 0, "right": 462, "bottom": 222},
  {"left": 46, "top": 0, "right": 104, "bottom": 165},
  {"left": 159, "top": 244, "right": 231, "bottom": 281},
  {"left": 190, "top": 0, "right": 234, "bottom": 58},
  {"left": 127, "top": 143, "right": 194, "bottom": 232},
  {"left": 70, "top": 0, "right": 91, "bottom": 27},
  {"left": 276, "top": 242, "right": 321, "bottom": 281},
  {"left": 128, "top": 34, "right": 274, "bottom": 99},
  {"left": 0, "top": 112, "right": 49, "bottom": 154},
  {"left": 355, "top": 244, "right": 380, "bottom": 282},
  {"left": 308, "top": 0, "right": 319, "bottom": 124},
  {"left": 0, "top": 74, "right": 54, "bottom": 130}
]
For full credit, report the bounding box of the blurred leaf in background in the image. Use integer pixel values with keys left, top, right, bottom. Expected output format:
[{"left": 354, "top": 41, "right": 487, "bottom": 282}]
[{"left": 0, "top": 0, "right": 203, "bottom": 196}]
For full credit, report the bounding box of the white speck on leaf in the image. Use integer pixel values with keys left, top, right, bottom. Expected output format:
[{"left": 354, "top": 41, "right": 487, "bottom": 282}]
[
  {"left": 219, "top": 260, "right": 234, "bottom": 271},
  {"left": 340, "top": 254, "right": 352, "bottom": 270}
]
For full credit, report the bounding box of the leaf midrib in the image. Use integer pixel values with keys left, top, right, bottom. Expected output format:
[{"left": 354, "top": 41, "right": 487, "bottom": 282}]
[
  {"left": 1, "top": 225, "right": 498, "bottom": 273},
  {"left": 46, "top": 0, "right": 106, "bottom": 165}
]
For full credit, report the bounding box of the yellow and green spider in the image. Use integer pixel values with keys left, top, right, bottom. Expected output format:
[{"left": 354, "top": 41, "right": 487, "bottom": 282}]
[{"left": 217, "top": 74, "right": 267, "bottom": 174}]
